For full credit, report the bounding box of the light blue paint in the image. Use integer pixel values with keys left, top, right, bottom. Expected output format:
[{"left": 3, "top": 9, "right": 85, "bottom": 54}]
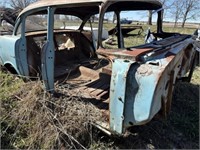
[
  {"left": 110, "top": 59, "right": 166, "bottom": 134},
  {"left": 134, "top": 70, "right": 158, "bottom": 122},
  {"left": 15, "top": 15, "right": 29, "bottom": 76},
  {"left": 109, "top": 59, "right": 134, "bottom": 134},
  {"left": 41, "top": 7, "right": 55, "bottom": 92},
  {"left": 123, "top": 63, "right": 160, "bottom": 128},
  {"left": 0, "top": 35, "right": 21, "bottom": 74}
]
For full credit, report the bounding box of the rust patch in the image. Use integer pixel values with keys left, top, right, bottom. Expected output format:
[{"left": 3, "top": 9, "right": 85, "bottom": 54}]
[
  {"left": 166, "top": 70, "right": 175, "bottom": 113},
  {"left": 137, "top": 64, "right": 153, "bottom": 76},
  {"left": 97, "top": 48, "right": 154, "bottom": 61},
  {"left": 165, "top": 55, "right": 175, "bottom": 62},
  {"left": 102, "top": 67, "right": 112, "bottom": 75}
]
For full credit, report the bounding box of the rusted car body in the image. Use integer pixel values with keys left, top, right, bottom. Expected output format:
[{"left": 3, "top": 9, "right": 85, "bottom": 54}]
[{"left": 0, "top": 0, "right": 198, "bottom": 135}]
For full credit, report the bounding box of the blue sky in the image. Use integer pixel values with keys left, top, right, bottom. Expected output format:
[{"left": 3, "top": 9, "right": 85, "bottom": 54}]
[
  {"left": 119, "top": 9, "right": 199, "bottom": 23},
  {"left": 119, "top": 0, "right": 200, "bottom": 23}
]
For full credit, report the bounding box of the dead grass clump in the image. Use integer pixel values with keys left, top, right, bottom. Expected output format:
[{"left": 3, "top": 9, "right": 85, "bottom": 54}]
[{"left": 1, "top": 80, "right": 102, "bottom": 149}]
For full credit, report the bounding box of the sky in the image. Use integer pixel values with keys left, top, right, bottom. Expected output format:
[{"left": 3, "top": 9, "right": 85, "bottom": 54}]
[
  {"left": 118, "top": 0, "right": 200, "bottom": 24},
  {"left": 120, "top": 10, "right": 199, "bottom": 24}
]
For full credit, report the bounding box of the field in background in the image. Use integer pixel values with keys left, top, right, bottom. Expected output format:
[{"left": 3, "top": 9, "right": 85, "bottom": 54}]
[
  {"left": 0, "top": 24, "right": 199, "bottom": 149},
  {"left": 93, "top": 22, "right": 197, "bottom": 48}
]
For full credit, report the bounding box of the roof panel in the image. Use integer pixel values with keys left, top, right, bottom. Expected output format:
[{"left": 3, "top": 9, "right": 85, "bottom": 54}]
[{"left": 19, "top": 0, "right": 162, "bottom": 17}]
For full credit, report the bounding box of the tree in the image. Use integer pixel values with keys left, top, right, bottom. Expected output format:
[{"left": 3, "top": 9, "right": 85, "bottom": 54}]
[
  {"left": 112, "top": 12, "right": 117, "bottom": 23},
  {"left": 6, "top": 0, "right": 38, "bottom": 12},
  {"left": 0, "top": 1, "right": 6, "bottom": 7},
  {"left": 147, "top": 10, "right": 152, "bottom": 25},
  {"left": 160, "top": 0, "right": 166, "bottom": 21},
  {"left": 160, "top": 0, "right": 175, "bottom": 21},
  {"left": 0, "top": 0, "right": 38, "bottom": 26},
  {"left": 181, "top": 0, "right": 199, "bottom": 28},
  {"left": 160, "top": 0, "right": 167, "bottom": 8},
  {"left": 170, "top": 0, "right": 183, "bottom": 27},
  {"left": 147, "top": 0, "right": 171, "bottom": 25}
]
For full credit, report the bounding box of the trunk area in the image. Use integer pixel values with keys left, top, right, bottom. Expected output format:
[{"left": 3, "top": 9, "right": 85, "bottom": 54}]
[{"left": 55, "top": 58, "right": 111, "bottom": 125}]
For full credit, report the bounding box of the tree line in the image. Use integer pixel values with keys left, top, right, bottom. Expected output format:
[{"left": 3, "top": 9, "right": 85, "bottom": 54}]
[{"left": 148, "top": 0, "right": 199, "bottom": 27}]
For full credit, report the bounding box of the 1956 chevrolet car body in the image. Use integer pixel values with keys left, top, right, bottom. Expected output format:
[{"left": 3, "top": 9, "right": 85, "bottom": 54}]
[{"left": 0, "top": 0, "right": 198, "bottom": 135}]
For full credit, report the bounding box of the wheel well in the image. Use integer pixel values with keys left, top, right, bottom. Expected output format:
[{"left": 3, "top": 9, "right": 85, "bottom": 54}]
[{"left": 4, "top": 64, "right": 18, "bottom": 74}]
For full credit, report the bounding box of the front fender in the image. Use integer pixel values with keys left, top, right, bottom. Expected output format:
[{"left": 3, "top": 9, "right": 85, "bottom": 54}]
[{"left": 0, "top": 35, "right": 20, "bottom": 73}]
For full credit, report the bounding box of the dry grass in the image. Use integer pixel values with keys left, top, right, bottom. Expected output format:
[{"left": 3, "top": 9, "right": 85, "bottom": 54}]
[
  {"left": 0, "top": 67, "right": 199, "bottom": 149},
  {"left": 0, "top": 73, "right": 102, "bottom": 149}
]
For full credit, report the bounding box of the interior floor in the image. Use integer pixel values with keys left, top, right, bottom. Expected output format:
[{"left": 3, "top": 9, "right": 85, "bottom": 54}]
[{"left": 55, "top": 58, "right": 112, "bottom": 122}]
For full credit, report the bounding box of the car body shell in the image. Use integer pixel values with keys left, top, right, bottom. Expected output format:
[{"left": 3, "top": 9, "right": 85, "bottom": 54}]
[{"left": 0, "top": 0, "right": 198, "bottom": 135}]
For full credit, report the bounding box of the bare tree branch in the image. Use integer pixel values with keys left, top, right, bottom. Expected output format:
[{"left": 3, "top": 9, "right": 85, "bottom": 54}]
[
  {"left": 170, "top": 0, "right": 184, "bottom": 27},
  {"left": 8, "top": 0, "right": 38, "bottom": 12},
  {"left": 180, "top": 0, "right": 199, "bottom": 27}
]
